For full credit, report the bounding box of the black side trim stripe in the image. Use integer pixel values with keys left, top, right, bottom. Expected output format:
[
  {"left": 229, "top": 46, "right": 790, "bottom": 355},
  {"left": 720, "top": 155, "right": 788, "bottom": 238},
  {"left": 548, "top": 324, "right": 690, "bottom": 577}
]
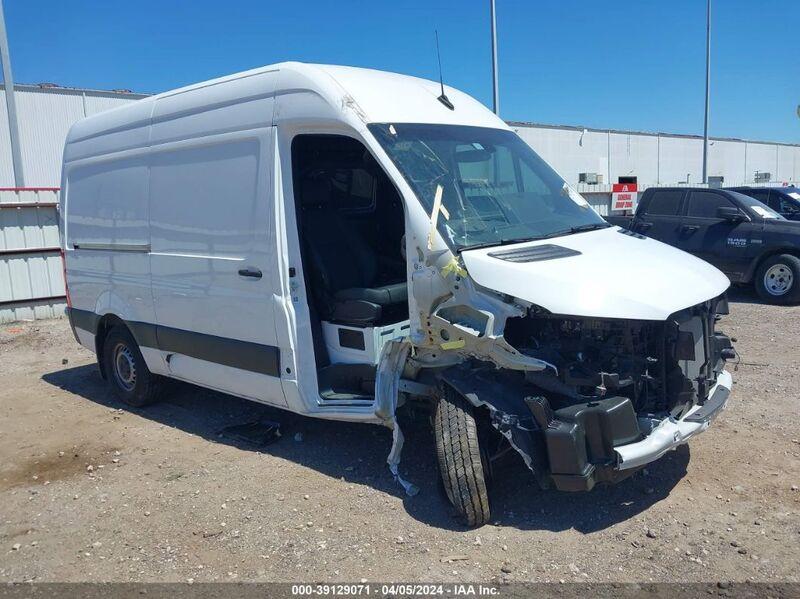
[
  {"left": 67, "top": 307, "right": 280, "bottom": 377},
  {"left": 68, "top": 307, "right": 100, "bottom": 335},
  {"left": 128, "top": 320, "right": 159, "bottom": 349},
  {"left": 156, "top": 325, "right": 280, "bottom": 377}
]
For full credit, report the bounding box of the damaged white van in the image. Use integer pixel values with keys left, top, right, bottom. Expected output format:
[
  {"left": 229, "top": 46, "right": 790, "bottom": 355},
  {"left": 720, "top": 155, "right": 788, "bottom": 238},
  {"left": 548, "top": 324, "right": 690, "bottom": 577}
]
[{"left": 61, "top": 62, "right": 734, "bottom": 526}]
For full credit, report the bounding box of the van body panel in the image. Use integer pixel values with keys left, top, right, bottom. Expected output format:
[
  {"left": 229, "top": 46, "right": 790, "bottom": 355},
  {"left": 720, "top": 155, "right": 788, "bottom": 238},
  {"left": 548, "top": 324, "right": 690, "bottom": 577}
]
[
  {"left": 63, "top": 152, "right": 155, "bottom": 342},
  {"left": 164, "top": 353, "right": 280, "bottom": 404},
  {"left": 271, "top": 121, "right": 339, "bottom": 416},
  {"left": 315, "top": 64, "right": 508, "bottom": 129},
  {"left": 64, "top": 99, "right": 154, "bottom": 163},
  {"left": 268, "top": 126, "right": 306, "bottom": 413},
  {"left": 150, "top": 69, "right": 277, "bottom": 145},
  {"left": 147, "top": 126, "right": 287, "bottom": 406}
]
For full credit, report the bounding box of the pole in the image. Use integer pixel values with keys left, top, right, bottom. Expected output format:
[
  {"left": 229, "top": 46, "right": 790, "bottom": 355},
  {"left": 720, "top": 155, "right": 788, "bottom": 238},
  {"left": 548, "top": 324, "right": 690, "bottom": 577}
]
[
  {"left": 490, "top": 0, "right": 499, "bottom": 115},
  {"left": 0, "top": 0, "right": 24, "bottom": 187},
  {"left": 701, "top": 0, "right": 711, "bottom": 184}
]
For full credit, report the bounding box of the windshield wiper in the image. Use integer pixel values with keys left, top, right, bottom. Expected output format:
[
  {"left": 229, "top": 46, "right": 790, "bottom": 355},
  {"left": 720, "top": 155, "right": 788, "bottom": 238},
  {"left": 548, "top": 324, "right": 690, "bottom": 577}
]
[
  {"left": 456, "top": 223, "right": 610, "bottom": 252},
  {"left": 541, "top": 222, "right": 611, "bottom": 239},
  {"left": 456, "top": 235, "right": 545, "bottom": 253}
]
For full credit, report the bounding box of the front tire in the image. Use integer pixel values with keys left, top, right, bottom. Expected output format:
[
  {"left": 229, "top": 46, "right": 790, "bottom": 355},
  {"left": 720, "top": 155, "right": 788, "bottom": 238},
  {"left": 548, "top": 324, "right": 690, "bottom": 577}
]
[
  {"left": 433, "top": 384, "right": 491, "bottom": 527},
  {"left": 755, "top": 254, "right": 800, "bottom": 304},
  {"left": 102, "top": 326, "right": 162, "bottom": 407}
]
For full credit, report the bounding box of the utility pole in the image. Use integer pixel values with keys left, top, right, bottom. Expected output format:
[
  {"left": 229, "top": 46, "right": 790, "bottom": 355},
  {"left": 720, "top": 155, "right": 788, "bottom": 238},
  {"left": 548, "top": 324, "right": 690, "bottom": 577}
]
[
  {"left": 0, "top": 0, "right": 24, "bottom": 187},
  {"left": 701, "top": 0, "right": 711, "bottom": 184},
  {"left": 490, "top": 0, "right": 499, "bottom": 115}
]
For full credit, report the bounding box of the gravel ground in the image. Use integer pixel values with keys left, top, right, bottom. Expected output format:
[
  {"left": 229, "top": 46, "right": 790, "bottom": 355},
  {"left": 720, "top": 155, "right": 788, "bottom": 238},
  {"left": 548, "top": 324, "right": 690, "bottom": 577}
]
[{"left": 0, "top": 288, "right": 799, "bottom": 584}]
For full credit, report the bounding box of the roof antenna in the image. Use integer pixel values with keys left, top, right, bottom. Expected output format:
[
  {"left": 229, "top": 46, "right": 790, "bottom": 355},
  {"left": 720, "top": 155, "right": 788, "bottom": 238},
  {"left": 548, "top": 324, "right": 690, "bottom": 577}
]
[{"left": 435, "top": 30, "right": 454, "bottom": 110}]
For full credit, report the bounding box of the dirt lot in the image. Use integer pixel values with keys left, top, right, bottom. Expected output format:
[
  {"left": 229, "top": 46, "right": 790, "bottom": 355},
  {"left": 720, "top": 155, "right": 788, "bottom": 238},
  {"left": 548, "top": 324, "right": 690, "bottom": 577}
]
[{"left": 1, "top": 289, "right": 799, "bottom": 584}]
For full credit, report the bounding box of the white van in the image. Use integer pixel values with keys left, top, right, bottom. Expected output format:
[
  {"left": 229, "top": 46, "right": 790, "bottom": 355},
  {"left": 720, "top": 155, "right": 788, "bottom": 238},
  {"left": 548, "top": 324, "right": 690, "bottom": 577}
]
[{"left": 61, "top": 62, "right": 734, "bottom": 526}]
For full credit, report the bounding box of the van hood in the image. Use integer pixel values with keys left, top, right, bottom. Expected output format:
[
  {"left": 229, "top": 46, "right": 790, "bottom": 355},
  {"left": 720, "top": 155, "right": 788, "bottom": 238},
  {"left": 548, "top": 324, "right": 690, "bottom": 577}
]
[{"left": 460, "top": 226, "right": 729, "bottom": 321}]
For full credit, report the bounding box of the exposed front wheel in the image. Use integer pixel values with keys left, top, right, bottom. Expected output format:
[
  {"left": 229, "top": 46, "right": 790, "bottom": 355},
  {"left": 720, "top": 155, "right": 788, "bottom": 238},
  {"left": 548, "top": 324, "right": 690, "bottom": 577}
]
[
  {"left": 102, "top": 326, "right": 162, "bottom": 407},
  {"left": 433, "top": 384, "right": 491, "bottom": 527},
  {"left": 755, "top": 254, "right": 800, "bottom": 304}
]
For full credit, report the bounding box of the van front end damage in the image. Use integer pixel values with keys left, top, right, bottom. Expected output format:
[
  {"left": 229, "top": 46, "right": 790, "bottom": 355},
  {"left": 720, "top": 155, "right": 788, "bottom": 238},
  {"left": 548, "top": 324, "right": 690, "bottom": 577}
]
[
  {"left": 426, "top": 292, "right": 734, "bottom": 492},
  {"left": 378, "top": 245, "right": 734, "bottom": 496}
]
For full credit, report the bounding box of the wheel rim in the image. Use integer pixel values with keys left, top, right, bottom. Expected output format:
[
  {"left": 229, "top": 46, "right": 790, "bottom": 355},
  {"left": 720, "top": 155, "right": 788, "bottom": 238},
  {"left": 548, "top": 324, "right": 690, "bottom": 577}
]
[
  {"left": 112, "top": 342, "right": 137, "bottom": 392},
  {"left": 763, "top": 263, "right": 794, "bottom": 296}
]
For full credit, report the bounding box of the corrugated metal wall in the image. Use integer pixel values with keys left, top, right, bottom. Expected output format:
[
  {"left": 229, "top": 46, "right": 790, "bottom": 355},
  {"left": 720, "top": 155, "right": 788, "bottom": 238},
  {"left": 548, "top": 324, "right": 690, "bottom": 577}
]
[
  {"left": 0, "top": 85, "right": 144, "bottom": 322},
  {"left": 0, "top": 188, "right": 64, "bottom": 322},
  {"left": 0, "top": 85, "right": 146, "bottom": 187}
]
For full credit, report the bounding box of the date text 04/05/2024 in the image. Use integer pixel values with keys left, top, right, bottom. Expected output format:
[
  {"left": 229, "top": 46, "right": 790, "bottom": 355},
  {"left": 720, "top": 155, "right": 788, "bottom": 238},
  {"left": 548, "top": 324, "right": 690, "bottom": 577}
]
[{"left": 291, "top": 584, "right": 500, "bottom": 596}]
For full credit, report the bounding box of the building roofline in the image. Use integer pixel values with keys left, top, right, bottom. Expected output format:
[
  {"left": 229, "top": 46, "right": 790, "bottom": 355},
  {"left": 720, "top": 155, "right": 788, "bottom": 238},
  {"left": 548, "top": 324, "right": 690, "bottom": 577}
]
[
  {"left": 1, "top": 82, "right": 150, "bottom": 99},
  {"left": 2, "top": 80, "right": 796, "bottom": 148},
  {"left": 507, "top": 120, "right": 800, "bottom": 149}
]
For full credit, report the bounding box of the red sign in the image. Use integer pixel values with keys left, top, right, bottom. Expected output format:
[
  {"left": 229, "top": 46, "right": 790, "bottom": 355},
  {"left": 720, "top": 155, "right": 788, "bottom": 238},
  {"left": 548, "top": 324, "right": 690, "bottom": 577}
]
[{"left": 612, "top": 183, "right": 638, "bottom": 212}]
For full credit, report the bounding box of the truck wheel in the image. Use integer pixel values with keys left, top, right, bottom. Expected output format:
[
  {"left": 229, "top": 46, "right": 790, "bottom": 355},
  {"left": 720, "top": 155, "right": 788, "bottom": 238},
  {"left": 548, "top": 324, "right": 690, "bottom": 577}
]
[
  {"left": 433, "top": 384, "right": 491, "bottom": 527},
  {"left": 102, "top": 326, "right": 162, "bottom": 407},
  {"left": 755, "top": 254, "right": 800, "bottom": 304}
]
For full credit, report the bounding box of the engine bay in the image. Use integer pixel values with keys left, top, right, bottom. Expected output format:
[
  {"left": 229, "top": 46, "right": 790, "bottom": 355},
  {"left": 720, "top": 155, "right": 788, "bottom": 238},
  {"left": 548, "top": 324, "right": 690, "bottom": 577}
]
[{"left": 502, "top": 297, "right": 731, "bottom": 419}]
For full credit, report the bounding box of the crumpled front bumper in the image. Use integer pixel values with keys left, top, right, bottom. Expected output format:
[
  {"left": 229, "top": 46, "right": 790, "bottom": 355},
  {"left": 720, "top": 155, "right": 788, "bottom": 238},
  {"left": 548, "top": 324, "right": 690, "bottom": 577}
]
[
  {"left": 615, "top": 369, "right": 732, "bottom": 470},
  {"left": 542, "top": 369, "right": 732, "bottom": 492},
  {"left": 440, "top": 361, "right": 733, "bottom": 493}
]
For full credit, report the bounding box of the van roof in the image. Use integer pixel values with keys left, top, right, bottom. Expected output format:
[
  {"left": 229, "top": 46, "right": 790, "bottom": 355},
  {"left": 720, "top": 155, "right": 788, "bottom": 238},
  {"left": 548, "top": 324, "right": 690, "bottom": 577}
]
[{"left": 66, "top": 62, "right": 507, "bottom": 149}]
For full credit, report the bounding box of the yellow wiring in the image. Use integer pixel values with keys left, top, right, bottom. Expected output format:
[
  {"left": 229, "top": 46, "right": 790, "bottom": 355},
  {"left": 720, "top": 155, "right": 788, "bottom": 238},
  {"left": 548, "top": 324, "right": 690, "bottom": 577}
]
[
  {"left": 440, "top": 257, "right": 467, "bottom": 279},
  {"left": 440, "top": 339, "right": 466, "bottom": 350}
]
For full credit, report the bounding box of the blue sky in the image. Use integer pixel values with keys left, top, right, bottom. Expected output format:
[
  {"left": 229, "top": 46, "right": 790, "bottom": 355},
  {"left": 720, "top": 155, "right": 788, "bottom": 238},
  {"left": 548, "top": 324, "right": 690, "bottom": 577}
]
[{"left": 3, "top": 0, "right": 798, "bottom": 143}]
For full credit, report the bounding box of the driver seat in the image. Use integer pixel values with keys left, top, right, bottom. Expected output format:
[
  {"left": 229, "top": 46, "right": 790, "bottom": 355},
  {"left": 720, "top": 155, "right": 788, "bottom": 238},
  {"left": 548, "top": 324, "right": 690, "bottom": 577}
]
[{"left": 299, "top": 179, "right": 407, "bottom": 327}]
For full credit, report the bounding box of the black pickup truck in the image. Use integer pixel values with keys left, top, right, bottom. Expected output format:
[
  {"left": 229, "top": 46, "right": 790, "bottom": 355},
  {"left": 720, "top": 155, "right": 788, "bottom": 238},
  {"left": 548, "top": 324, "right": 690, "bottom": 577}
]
[
  {"left": 606, "top": 187, "right": 800, "bottom": 304},
  {"left": 727, "top": 186, "right": 800, "bottom": 221}
]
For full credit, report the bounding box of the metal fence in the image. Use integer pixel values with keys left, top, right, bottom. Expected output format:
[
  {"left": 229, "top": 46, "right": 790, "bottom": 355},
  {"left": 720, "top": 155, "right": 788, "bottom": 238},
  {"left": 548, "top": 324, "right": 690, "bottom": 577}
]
[{"left": 0, "top": 187, "right": 65, "bottom": 323}]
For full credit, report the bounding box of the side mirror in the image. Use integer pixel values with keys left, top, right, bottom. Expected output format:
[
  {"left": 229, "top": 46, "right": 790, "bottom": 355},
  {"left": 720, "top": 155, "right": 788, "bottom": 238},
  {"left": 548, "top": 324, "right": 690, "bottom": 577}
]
[{"left": 717, "top": 206, "right": 744, "bottom": 222}]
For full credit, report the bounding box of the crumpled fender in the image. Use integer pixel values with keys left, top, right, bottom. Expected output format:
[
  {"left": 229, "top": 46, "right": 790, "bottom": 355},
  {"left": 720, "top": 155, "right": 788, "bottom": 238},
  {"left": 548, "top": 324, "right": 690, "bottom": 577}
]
[
  {"left": 438, "top": 364, "right": 551, "bottom": 489},
  {"left": 409, "top": 249, "right": 554, "bottom": 374}
]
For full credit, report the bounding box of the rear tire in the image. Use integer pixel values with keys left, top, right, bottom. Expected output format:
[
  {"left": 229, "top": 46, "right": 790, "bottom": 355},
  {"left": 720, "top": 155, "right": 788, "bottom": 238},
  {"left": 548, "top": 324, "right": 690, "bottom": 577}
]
[
  {"left": 755, "top": 254, "right": 800, "bottom": 305},
  {"left": 433, "top": 384, "right": 491, "bottom": 527},
  {"left": 102, "top": 326, "right": 162, "bottom": 407}
]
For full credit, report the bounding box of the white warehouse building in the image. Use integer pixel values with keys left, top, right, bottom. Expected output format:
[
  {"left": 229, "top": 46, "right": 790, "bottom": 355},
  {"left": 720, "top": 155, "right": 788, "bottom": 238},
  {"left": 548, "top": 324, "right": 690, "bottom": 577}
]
[
  {"left": 0, "top": 81, "right": 798, "bottom": 323},
  {"left": 512, "top": 122, "right": 800, "bottom": 198},
  {"left": 0, "top": 83, "right": 796, "bottom": 190}
]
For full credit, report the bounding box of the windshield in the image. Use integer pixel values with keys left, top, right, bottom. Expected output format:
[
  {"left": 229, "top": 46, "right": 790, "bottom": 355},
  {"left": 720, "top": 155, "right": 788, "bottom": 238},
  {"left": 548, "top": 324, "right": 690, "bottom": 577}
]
[
  {"left": 368, "top": 123, "right": 607, "bottom": 251},
  {"left": 729, "top": 191, "right": 785, "bottom": 220}
]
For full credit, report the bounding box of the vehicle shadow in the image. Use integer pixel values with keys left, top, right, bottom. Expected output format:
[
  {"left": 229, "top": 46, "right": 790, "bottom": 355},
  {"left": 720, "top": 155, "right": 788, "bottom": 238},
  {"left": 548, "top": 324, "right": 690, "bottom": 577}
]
[
  {"left": 42, "top": 363, "right": 688, "bottom": 533},
  {"left": 726, "top": 284, "right": 767, "bottom": 305}
]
